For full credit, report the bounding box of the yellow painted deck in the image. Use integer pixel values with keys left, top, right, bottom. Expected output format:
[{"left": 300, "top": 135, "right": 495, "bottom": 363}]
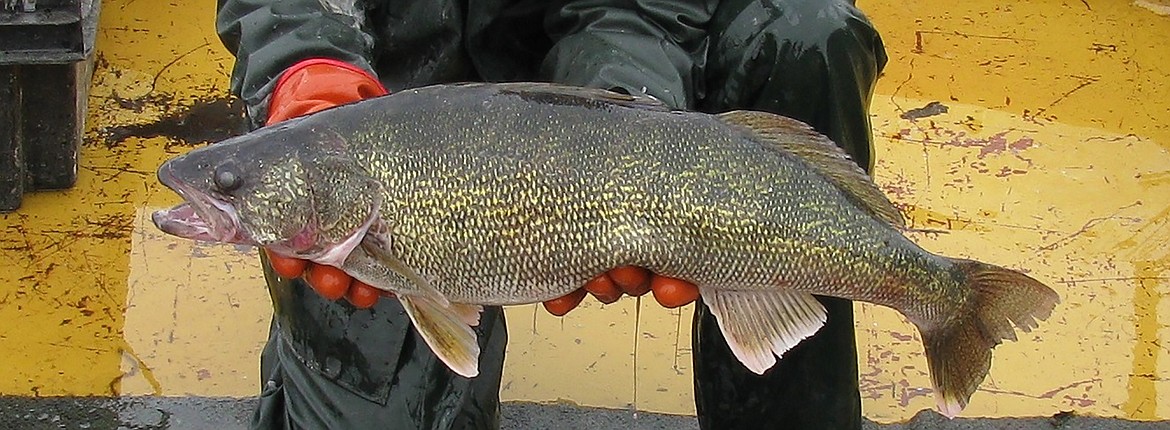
[{"left": 1, "top": 0, "right": 1167, "bottom": 423}]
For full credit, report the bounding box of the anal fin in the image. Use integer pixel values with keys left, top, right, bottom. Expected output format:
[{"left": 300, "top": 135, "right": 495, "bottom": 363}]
[
  {"left": 700, "top": 287, "right": 828, "bottom": 374},
  {"left": 399, "top": 295, "right": 482, "bottom": 378}
]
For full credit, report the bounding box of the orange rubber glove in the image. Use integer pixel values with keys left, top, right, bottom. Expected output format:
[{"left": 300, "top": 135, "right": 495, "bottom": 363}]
[
  {"left": 542, "top": 268, "right": 702, "bottom": 316},
  {"left": 267, "top": 58, "right": 388, "bottom": 123}
]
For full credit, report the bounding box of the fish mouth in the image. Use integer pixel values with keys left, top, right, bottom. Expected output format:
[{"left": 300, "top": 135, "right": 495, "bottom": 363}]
[{"left": 152, "top": 165, "right": 250, "bottom": 244}]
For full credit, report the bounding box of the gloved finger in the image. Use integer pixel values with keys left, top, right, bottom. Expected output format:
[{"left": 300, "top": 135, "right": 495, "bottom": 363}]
[
  {"left": 346, "top": 280, "right": 381, "bottom": 309},
  {"left": 266, "top": 250, "right": 308, "bottom": 279},
  {"left": 650, "top": 274, "right": 701, "bottom": 308},
  {"left": 353, "top": 280, "right": 397, "bottom": 298},
  {"left": 608, "top": 265, "right": 651, "bottom": 296},
  {"left": 542, "top": 288, "right": 588, "bottom": 316},
  {"left": 305, "top": 264, "right": 351, "bottom": 301},
  {"left": 583, "top": 273, "right": 623, "bottom": 304}
]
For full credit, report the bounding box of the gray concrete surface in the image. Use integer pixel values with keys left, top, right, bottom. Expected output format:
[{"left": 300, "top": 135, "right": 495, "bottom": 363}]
[{"left": 0, "top": 396, "right": 1166, "bottom": 429}]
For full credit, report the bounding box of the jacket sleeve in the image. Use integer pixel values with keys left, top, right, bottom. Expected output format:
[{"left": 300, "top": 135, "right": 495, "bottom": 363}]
[
  {"left": 540, "top": 0, "right": 717, "bottom": 110},
  {"left": 216, "top": 0, "right": 378, "bottom": 126}
]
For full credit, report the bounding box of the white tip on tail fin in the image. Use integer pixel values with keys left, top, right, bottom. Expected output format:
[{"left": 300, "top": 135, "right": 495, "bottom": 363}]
[
  {"left": 920, "top": 258, "right": 1060, "bottom": 418},
  {"left": 399, "top": 296, "right": 483, "bottom": 378},
  {"left": 934, "top": 391, "right": 964, "bottom": 419},
  {"left": 699, "top": 287, "right": 828, "bottom": 374}
]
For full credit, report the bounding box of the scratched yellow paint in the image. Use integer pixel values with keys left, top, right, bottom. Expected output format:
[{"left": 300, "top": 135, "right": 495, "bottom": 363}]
[
  {"left": 0, "top": 0, "right": 247, "bottom": 397},
  {"left": 0, "top": 0, "right": 1166, "bottom": 424}
]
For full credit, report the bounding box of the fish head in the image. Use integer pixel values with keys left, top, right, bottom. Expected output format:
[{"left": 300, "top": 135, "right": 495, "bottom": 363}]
[{"left": 152, "top": 119, "right": 382, "bottom": 265}]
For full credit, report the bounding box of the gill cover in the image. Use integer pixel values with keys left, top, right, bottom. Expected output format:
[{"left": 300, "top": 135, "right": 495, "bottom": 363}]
[{"left": 299, "top": 155, "right": 384, "bottom": 267}]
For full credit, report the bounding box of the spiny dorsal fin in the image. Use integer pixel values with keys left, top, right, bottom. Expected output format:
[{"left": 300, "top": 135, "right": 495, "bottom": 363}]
[
  {"left": 485, "top": 82, "right": 672, "bottom": 112},
  {"left": 717, "top": 110, "right": 905, "bottom": 228}
]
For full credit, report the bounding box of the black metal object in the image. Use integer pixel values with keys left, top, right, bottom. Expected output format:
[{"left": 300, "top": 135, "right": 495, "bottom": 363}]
[
  {"left": 0, "top": 0, "right": 100, "bottom": 212},
  {"left": 0, "top": 67, "right": 22, "bottom": 211}
]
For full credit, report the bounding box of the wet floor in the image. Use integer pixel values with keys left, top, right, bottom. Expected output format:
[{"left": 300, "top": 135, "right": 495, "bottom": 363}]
[{"left": 0, "top": 0, "right": 1167, "bottom": 424}]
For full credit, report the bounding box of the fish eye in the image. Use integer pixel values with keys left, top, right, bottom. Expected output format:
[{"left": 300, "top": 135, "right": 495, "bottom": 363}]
[{"left": 213, "top": 165, "right": 243, "bottom": 193}]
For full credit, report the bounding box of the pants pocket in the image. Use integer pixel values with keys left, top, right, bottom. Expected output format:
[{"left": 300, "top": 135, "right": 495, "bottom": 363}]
[{"left": 251, "top": 363, "right": 291, "bottom": 430}]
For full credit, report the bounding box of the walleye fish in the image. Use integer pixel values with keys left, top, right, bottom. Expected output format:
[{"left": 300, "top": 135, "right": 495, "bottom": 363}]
[{"left": 152, "top": 83, "right": 1058, "bottom": 417}]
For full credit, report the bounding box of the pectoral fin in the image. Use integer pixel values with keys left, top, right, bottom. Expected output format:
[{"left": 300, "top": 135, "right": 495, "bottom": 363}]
[
  {"left": 400, "top": 295, "right": 482, "bottom": 378},
  {"left": 340, "top": 231, "right": 450, "bottom": 307},
  {"left": 699, "top": 287, "right": 828, "bottom": 374}
]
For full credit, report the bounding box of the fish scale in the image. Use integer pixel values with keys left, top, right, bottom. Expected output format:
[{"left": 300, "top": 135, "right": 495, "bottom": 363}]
[
  {"left": 361, "top": 98, "right": 889, "bottom": 304},
  {"left": 153, "top": 82, "right": 1059, "bottom": 417}
]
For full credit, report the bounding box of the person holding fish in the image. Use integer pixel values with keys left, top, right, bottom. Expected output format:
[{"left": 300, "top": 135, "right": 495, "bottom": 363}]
[{"left": 211, "top": 1, "right": 892, "bottom": 428}]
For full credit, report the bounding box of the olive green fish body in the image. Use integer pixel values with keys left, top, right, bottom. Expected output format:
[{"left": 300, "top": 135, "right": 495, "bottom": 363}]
[{"left": 335, "top": 85, "right": 937, "bottom": 312}]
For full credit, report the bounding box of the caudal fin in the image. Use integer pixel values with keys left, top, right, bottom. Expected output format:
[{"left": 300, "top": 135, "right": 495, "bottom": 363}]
[{"left": 920, "top": 258, "right": 1060, "bottom": 418}]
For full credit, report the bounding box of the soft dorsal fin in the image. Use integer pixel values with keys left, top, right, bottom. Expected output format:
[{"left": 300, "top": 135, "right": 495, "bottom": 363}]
[{"left": 717, "top": 110, "right": 905, "bottom": 228}]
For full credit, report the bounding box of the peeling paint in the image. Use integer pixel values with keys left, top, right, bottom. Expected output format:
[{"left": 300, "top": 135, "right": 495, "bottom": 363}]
[
  {"left": 900, "top": 101, "right": 949, "bottom": 120},
  {"left": 1134, "top": 0, "right": 1170, "bottom": 16}
]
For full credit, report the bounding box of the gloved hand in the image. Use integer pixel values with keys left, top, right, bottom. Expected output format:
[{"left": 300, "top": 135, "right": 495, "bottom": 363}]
[
  {"left": 266, "top": 58, "right": 389, "bottom": 124},
  {"left": 542, "top": 268, "right": 701, "bottom": 316},
  {"left": 274, "top": 240, "right": 702, "bottom": 312},
  {"left": 263, "top": 58, "right": 390, "bottom": 308}
]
